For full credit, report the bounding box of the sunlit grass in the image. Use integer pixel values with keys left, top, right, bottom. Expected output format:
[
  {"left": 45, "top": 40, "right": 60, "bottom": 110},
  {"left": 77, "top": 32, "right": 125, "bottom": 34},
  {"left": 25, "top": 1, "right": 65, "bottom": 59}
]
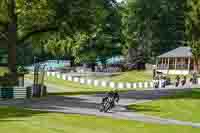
[
  {"left": 128, "top": 89, "right": 200, "bottom": 123},
  {"left": 0, "top": 107, "right": 199, "bottom": 133}
]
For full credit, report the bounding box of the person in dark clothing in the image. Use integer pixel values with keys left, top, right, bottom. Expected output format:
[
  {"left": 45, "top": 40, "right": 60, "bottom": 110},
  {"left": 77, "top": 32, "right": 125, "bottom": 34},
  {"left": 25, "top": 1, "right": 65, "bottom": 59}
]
[
  {"left": 175, "top": 75, "right": 180, "bottom": 87},
  {"left": 101, "top": 90, "right": 120, "bottom": 108},
  {"left": 193, "top": 72, "right": 197, "bottom": 84},
  {"left": 181, "top": 76, "right": 187, "bottom": 86}
]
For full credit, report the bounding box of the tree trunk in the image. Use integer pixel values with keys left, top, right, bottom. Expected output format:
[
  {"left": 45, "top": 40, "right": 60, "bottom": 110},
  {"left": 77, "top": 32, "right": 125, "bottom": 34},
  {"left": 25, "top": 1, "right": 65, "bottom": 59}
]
[
  {"left": 8, "top": 0, "right": 17, "bottom": 74},
  {"left": 127, "top": 48, "right": 135, "bottom": 63}
]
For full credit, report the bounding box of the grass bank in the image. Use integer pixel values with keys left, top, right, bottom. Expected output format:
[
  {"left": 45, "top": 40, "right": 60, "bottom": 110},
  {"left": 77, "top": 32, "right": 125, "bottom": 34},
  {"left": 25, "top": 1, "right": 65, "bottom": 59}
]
[
  {"left": 0, "top": 107, "right": 199, "bottom": 133},
  {"left": 128, "top": 89, "right": 200, "bottom": 123},
  {"left": 99, "top": 70, "right": 153, "bottom": 82}
]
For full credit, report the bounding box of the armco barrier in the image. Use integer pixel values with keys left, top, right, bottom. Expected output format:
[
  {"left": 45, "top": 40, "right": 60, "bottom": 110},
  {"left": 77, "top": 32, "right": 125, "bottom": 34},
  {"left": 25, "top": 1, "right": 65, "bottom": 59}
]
[
  {"left": 47, "top": 72, "right": 154, "bottom": 89},
  {"left": 14, "top": 87, "right": 27, "bottom": 99}
]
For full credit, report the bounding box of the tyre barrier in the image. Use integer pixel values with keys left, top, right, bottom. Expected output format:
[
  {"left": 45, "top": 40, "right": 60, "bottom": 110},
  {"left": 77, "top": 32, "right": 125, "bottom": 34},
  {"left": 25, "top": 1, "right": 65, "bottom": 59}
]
[{"left": 0, "top": 87, "right": 32, "bottom": 99}]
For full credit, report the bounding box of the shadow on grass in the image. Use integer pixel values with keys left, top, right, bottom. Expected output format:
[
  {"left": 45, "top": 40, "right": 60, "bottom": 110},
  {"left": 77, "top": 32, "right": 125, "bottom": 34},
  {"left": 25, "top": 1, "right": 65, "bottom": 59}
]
[{"left": 0, "top": 107, "right": 47, "bottom": 122}]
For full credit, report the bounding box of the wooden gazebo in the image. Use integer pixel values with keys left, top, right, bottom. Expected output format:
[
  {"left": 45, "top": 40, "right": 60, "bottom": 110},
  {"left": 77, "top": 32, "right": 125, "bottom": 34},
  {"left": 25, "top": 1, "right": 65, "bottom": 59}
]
[{"left": 156, "top": 47, "right": 200, "bottom": 75}]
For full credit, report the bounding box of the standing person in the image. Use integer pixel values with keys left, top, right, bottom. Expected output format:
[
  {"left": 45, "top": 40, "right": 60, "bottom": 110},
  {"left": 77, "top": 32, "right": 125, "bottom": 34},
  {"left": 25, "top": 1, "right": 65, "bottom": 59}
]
[
  {"left": 153, "top": 76, "right": 159, "bottom": 88},
  {"left": 189, "top": 77, "right": 193, "bottom": 87},
  {"left": 193, "top": 72, "right": 197, "bottom": 84},
  {"left": 181, "top": 76, "right": 187, "bottom": 86},
  {"left": 175, "top": 75, "right": 180, "bottom": 87}
]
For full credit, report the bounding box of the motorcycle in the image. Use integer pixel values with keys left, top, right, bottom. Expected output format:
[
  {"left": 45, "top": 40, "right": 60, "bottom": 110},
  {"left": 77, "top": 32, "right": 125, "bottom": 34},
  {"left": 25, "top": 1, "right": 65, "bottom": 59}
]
[{"left": 99, "top": 96, "right": 115, "bottom": 112}]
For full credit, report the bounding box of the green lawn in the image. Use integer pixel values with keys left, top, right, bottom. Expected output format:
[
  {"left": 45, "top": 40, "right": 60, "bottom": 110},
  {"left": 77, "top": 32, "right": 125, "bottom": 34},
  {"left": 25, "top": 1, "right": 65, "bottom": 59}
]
[
  {"left": 100, "top": 71, "right": 153, "bottom": 82},
  {"left": 0, "top": 107, "right": 199, "bottom": 133},
  {"left": 128, "top": 89, "right": 200, "bottom": 123}
]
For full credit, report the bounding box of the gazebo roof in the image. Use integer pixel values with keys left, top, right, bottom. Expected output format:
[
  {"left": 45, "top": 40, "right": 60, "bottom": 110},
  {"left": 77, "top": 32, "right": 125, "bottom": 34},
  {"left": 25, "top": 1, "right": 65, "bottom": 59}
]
[{"left": 158, "top": 47, "right": 193, "bottom": 58}]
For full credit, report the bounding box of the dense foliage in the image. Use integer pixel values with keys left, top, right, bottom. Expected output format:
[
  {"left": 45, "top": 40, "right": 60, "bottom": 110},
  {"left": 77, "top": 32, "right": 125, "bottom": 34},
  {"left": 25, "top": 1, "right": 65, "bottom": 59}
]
[{"left": 0, "top": 0, "right": 200, "bottom": 70}]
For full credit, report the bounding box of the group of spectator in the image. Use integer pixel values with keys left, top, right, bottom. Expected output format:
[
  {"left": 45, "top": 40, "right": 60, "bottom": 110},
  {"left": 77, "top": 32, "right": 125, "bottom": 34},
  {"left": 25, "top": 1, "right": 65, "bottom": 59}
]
[
  {"left": 153, "top": 75, "right": 170, "bottom": 88},
  {"left": 153, "top": 72, "right": 198, "bottom": 88}
]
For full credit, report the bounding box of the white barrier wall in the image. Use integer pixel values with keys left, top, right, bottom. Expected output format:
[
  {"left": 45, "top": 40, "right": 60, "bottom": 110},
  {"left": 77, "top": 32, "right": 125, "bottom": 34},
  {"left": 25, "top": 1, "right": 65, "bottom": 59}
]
[
  {"left": 47, "top": 72, "right": 50, "bottom": 76},
  {"left": 80, "top": 78, "right": 85, "bottom": 84},
  {"left": 109, "top": 82, "right": 116, "bottom": 88},
  {"left": 150, "top": 82, "right": 154, "bottom": 88},
  {"left": 101, "top": 81, "right": 107, "bottom": 87},
  {"left": 62, "top": 74, "right": 67, "bottom": 80},
  {"left": 139, "top": 82, "right": 143, "bottom": 88},
  {"left": 126, "top": 83, "right": 132, "bottom": 89},
  {"left": 74, "top": 77, "right": 79, "bottom": 82},
  {"left": 94, "top": 80, "right": 99, "bottom": 87},
  {"left": 87, "top": 79, "right": 93, "bottom": 85},
  {"left": 198, "top": 78, "right": 200, "bottom": 85},
  {"left": 47, "top": 72, "right": 155, "bottom": 89},
  {"left": 56, "top": 73, "right": 61, "bottom": 79},
  {"left": 133, "top": 83, "right": 137, "bottom": 89},
  {"left": 52, "top": 72, "right": 56, "bottom": 76},
  {"left": 144, "top": 82, "right": 149, "bottom": 88},
  {"left": 68, "top": 76, "right": 73, "bottom": 81},
  {"left": 118, "top": 82, "right": 124, "bottom": 89}
]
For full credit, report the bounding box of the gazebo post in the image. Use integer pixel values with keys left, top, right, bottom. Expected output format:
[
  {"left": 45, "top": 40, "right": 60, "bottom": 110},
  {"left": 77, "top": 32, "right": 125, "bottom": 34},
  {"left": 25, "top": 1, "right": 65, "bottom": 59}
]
[
  {"left": 168, "top": 58, "right": 170, "bottom": 69},
  {"left": 175, "top": 58, "right": 177, "bottom": 70}
]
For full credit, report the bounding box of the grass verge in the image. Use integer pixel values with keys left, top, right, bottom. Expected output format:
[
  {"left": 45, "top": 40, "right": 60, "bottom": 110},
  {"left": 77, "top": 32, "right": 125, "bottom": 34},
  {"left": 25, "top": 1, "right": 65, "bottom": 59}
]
[
  {"left": 128, "top": 89, "right": 200, "bottom": 123},
  {"left": 0, "top": 107, "right": 199, "bottom": 133},
  {"left": 99, "top": 70, "right": 153, "bottom": 82}
]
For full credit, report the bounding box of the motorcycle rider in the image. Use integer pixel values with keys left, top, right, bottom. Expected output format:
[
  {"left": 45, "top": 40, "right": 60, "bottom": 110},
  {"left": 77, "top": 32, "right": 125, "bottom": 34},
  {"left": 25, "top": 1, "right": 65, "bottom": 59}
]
[{"left": 101, "top": 89, "right": 120, "bottom": 109}]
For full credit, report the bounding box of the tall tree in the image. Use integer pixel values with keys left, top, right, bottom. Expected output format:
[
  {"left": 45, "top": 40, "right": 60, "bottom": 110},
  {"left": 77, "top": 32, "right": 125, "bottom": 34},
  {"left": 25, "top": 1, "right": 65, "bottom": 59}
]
[
  {"left": 121, "top": 0, "right": 186, "bottom": 66},
  {"left": 0, "top": 0, "right": 117, "bottom": 73},
  {"left": 187, "top": 0, "right": 200, "bottom": 72}
]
